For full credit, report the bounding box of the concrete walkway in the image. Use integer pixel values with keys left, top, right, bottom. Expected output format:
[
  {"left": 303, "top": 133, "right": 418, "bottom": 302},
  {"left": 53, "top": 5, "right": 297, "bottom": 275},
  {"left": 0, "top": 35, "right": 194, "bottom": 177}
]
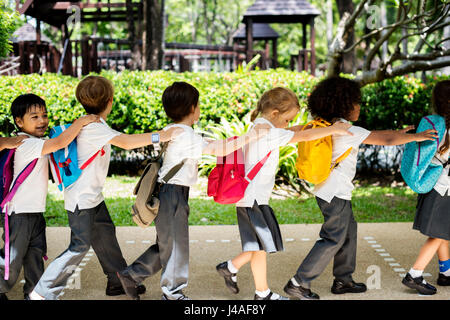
[{"left": 2, "top": 223, "right": 450, "bottom": 300}]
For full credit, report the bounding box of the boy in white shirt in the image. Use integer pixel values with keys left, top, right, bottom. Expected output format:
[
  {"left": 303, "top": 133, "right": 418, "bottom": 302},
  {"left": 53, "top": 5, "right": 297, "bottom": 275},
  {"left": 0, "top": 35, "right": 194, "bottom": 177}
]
[
  {"left": 116, "top": 81, "right": 271, "bottom": 300},
  {"left": 283, "top": 77, "right": 438, "bottom": 300},
  {"left": 0, "top": 94, "right": 99, "bottom": 301},
  {"left": 29, "top": 76, "right": 181, "bottom": 300}
]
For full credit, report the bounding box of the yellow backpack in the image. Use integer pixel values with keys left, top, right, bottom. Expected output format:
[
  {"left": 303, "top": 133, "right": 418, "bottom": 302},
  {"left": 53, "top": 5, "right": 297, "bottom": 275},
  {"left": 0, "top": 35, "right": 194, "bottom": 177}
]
[{"left": 295, "top": 118, "right": 352, "bottom": 185}]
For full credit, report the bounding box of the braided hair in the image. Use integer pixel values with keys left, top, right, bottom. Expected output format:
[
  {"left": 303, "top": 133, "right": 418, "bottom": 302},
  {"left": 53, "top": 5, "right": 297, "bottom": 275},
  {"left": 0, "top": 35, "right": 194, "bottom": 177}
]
[{"left": 432, "top": 80, "right": 450, "bottom": 155}]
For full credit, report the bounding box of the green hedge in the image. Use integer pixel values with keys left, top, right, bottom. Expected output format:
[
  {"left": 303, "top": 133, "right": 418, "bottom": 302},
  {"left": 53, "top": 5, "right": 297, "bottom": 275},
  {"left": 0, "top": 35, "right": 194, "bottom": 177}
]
[
  {"left": 1, "top": 70, "right": 448, "bottom": 137},
  {"left": 0, "top": 69, "right": 318, "bottom": 136},
  {"left": 1, "top": 70, "right": 448, "bottom": 181}
]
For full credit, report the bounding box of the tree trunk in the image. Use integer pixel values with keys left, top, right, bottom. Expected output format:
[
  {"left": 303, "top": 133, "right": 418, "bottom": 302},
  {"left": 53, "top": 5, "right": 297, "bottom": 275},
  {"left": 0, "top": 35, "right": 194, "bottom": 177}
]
[
  {"left": 127, "top": 0, "right": 141, "bottom": 70},
  {"left": 442, "top": 14, "right": 450, "bottom": 75},
  {"left": 336, "top": 0, "right": 355, "bottom": 74},
  {"left": 142, "top": 0, "right": 165, "bottom": 70},
  {"left": 327, "top": 0, "right": 333, "bottom": 49}
]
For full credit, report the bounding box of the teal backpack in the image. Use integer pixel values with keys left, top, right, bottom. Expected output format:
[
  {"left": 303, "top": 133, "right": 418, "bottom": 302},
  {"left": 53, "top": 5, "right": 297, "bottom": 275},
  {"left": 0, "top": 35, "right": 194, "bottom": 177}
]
[
  {"left": 400, "top": 115, "right": 448, "bottom": 194},
  {"left": 49, "top": 124, "right": 105, "bottom": 191}
]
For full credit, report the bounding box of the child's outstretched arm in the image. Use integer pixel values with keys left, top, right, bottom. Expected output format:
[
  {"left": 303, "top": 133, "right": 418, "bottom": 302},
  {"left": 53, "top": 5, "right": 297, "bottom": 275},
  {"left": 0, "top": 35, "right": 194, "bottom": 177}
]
[
  {"left": 109, "top": 126, "right": 184, "bottom": 150},
  {"left": 289, "top": 122, "right": 353, "bottom": 143},
  {"left": 41, "top": 114, "right": 100, "bottom": 156},
  {"left": 0, "top": 136, "right": 27, "bottom": 151},
  {"left": 202, "top": 123, "right": 271, "bottom": 156},
  {"left": 363, "top": 128, "right": 438, "bottom": 146}
]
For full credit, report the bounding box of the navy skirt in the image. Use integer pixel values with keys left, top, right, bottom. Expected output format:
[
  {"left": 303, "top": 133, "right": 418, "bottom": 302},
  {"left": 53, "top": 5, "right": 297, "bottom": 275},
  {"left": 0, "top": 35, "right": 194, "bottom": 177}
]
[
  {"left": 413, "top": 189, "right": 450, "bottom": 240},
  {"left": 236, "top": 201, "right": 284, "bottom": 253}
]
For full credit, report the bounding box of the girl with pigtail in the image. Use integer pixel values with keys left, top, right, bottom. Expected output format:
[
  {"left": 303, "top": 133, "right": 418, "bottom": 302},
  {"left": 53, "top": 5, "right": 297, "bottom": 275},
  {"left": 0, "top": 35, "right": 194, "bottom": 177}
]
[
  {"left": 215, "top": 87, "right": 353, "bottom": 300},
  {"left": 402, "top": 80, "right": 450, "bottom": 295}
]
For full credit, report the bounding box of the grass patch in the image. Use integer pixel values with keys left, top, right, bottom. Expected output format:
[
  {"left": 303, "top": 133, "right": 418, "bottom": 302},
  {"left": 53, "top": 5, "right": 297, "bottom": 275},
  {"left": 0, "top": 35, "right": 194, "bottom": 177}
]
[{"left": 43, "top": 176, "right": 418, "bottom": 227}]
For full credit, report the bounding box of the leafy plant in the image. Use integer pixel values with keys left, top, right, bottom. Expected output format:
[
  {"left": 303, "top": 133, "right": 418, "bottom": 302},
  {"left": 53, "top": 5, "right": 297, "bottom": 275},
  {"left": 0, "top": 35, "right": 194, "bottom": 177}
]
[{"left": 0, "top": 1, "right": 19, "bottom": 58}]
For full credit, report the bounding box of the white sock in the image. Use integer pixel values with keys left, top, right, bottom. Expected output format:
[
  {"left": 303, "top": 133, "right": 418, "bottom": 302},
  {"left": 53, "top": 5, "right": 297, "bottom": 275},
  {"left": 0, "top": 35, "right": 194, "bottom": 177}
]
[
  {"left": 227, "top": 260, "right": 238, "bottom": 274},
  {"left": 291, "top": 277, "right": 300, "bottom": 287},
  {"left": 409, "top": 268, "right": 427, "bottom": 284},
  {"left": 441, "top": 269, "right": 450, "bottom": 277},
  {"left": 255, "top": 288, "right": 271, "bottom": 298},
  {"left": 29, "top": 290, "right": 44, "bottom": 300},
  {"left": 409, "top": 268, "right": 423, "bottom": 278}
]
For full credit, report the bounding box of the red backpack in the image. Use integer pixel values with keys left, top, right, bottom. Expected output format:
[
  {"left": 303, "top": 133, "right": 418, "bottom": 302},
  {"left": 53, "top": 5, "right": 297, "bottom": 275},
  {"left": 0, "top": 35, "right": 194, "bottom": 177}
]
[{"left": 207, "top": 136, "right": 271, "bottom": 204}]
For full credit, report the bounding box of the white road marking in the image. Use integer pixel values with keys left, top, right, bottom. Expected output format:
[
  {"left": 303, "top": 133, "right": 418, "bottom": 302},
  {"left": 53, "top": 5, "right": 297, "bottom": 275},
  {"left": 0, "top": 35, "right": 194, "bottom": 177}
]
[
  {"left": 364, "top": 236, "right": 374, "bottom": 240},
  {"left": 394, "top": 268, "right": 406, "bottom": 272},
  {"left": 142, "top": 240, "right": 151, "bottom": 244},
  {"left": 384, "top": 258, "right": 395, "bottom": 262},
  {"left": 286, "top": 238, "right": 294, "bottom": 242},
  {"left": 126, "top": 240, "right": 135, "bottom": 244},
  {"left": 206, "top": 240, "right": 215, "bottom": 243},
  {"left": 389, "top": 263, "right": 401, "bottom": 267},
  {"left": 221, "top": 240, "right": 231, "bottom": 243},
  {"left": 301, "top": 238, "right": 310, "bottom": 241},
  {"left": 371, "top": 244, "right": 382, "bottom": 248}
]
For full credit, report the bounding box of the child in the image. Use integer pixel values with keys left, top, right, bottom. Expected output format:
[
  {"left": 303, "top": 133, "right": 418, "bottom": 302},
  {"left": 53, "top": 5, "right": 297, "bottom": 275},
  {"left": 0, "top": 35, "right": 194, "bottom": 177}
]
[
  {"left": 29, "top": 76, "right": 182, "bottom": 300},
  {"left": 0, "top": 136, "right": 27, "bottom": 152},
  {"left": 0, "top": 93, "right": 99, "bottom": 301},
  {"left": 402, "top": 80, "right": 450, "bottom": 295},
  {"left": 282, "top": 77, "right": 438, "bottom": 300},
  {"left": 116, "top": 81, "right": 272, "bottom": 300},
  {"left": 215, "top": 87, "right": 355, "bottom": 300}
]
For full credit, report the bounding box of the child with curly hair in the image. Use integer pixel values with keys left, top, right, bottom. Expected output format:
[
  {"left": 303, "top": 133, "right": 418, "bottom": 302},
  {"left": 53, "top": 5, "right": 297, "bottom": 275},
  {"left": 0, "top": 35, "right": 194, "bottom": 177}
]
[{"left": 283, "top": 77, "right": 438, "bottom": 300}]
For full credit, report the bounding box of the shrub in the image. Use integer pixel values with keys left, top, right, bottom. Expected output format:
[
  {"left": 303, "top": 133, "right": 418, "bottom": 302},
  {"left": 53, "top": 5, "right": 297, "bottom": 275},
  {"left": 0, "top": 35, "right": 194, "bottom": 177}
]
[{"left": 1, "top": 70, "right": 448, "bottom": 187}]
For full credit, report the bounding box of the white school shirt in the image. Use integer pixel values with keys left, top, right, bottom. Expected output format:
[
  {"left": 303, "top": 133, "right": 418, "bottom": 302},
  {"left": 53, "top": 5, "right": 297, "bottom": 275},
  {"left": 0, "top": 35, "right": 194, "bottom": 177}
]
[
  {"left": 158, "top": 123, "right": 208, "bottom": 187},
  {"left": 236, "top": 117, "right": 295, "bottom": 207},
  {"left": 432, "top": 130, "right": 450, "bottom": 196},
  {"left": 5, "top": 133, "right": 48, "bottom": 215},
  {"left": 313, "top": 119, "right": 371, "bottom": 203},
  {"left": 64, "top": 118, "right": 121, "bottom": 212}
]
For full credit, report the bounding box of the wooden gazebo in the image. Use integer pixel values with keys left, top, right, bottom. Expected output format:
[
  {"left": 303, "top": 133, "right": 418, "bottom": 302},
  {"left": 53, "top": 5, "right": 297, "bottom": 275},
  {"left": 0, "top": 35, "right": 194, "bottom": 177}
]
[
  {"left": 233, "top": 23, "right": 279, "bottom": 69},
  {"left": 15, "top": 0, "right": 143, "bottom": 76},
  {"left": 242, "top": 0, "right": 320, "bottom": 75}
]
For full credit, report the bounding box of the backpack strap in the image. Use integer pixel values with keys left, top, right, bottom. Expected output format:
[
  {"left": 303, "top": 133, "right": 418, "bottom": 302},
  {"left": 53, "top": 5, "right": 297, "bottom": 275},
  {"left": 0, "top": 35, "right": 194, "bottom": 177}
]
[
  {"left": 331, "top": 147, "right": 353, "bottom": 170},
  {"left": 1, "top": 158, "right": 38, "bottom": 281},
  {"left": 245, "top": 151, "right": 272, "bottom": 183},
  {"left": 160, "top": 159, "right": 187, "bottom": 184},
  {"left": 79, "top": 147, "right": 106, "bottom": 170}
]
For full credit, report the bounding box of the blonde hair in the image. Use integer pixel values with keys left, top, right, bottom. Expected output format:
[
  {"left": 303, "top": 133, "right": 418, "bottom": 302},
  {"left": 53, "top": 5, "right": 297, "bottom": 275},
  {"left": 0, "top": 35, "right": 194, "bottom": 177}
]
[
  {"left": 250, "top": 87, "right": 300, "bottom": 122},
  {"left": 75, "top": 76, "right": 115, "bottom": 114}
]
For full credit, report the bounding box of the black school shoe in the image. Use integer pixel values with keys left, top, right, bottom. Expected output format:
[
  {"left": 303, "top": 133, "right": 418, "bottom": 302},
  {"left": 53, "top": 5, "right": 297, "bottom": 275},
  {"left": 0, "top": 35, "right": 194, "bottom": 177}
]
[
  {"left": 331, "top": 279, "right": 367, "bottom": 294},
  {"left": 216, "top": 262, "right": 239, "bottom": 294},
  {"left": 402, "top": 273, "right": 437, "bottom": 295},
  {"left": 0, "top": 293, "right": 8, "bottom": 301},
  {"left": 283, "top": 280, "right": 320, "bottom": 300},
  {"left": 254, "top": 291, "right": 289, "bottom": 300},
  {"left": 161, "top": 290, "right": 190, "bottom": 300},
  {"left": 115, "top": 272, "right": 142, "bottom": 300},
  {"left": 437, "top": 273, "right": 450, "bottom": 286}
]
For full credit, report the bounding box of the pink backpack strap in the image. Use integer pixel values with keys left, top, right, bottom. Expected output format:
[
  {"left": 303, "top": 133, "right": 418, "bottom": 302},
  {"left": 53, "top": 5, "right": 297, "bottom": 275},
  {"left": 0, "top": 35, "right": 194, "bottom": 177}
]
[
  {"left": 1, "top": 158, "right": 38, "bottom": 281},
  {"left": 245, "top": 151, "right": 272, "bottom": 182},
  {"left": 3, "top": 204, "right": 9, "bottom": 280}
]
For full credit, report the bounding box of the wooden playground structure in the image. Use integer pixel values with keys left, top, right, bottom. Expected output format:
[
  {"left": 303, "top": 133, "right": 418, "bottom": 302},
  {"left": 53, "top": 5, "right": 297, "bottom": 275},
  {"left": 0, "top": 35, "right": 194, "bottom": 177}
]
[{"left": 4, "top": 0, "right": 320, "bottom": 76}]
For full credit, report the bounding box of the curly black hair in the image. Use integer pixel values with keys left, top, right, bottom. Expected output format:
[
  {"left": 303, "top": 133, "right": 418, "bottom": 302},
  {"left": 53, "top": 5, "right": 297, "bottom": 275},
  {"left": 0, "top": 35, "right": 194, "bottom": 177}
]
[{"left": 307, "top": 77, "right": 361, "bottom": 123}]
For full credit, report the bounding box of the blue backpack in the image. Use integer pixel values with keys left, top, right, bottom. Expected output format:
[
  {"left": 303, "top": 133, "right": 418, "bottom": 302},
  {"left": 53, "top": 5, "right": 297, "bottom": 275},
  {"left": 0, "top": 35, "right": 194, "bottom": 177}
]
[
  {"left": 400, "top": 115, "right": 448, "bottom": 194},
  {"left": 49, "top": 124, "right": 104, "bottom": 191}
]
